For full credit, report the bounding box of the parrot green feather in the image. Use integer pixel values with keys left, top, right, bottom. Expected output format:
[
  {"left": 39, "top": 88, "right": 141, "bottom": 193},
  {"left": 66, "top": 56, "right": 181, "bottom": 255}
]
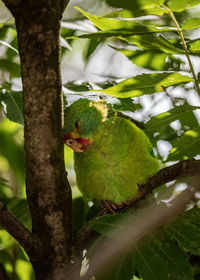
[{"left": 64, "top": 99, "right": 160, "bottom": 203}]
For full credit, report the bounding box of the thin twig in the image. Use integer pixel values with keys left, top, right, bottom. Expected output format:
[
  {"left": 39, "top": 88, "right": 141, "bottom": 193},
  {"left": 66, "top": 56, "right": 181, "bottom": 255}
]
[
  {"left": 0, "top": 202, "right": 34, "bottom": 255},
  {"left": 163, "top": 5, "right": 200, "bottom": 95}
]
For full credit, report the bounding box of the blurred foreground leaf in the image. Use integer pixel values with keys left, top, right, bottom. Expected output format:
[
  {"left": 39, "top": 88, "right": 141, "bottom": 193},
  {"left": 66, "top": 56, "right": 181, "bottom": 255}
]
[{"left": 90, "top": 206, "right": 200, "bottom": 280}]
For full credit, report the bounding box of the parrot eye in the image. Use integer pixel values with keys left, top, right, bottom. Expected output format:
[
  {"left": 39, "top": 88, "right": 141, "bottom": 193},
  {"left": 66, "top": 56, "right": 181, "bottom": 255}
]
[{"left": 66, "top": 139, "right": 76, "bottom": 147}]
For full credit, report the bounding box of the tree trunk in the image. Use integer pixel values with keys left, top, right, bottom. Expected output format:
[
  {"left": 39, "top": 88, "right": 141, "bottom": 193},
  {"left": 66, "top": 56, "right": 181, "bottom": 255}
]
[{"left": 2, "top": 1, "right": 74, "bottom": 279}]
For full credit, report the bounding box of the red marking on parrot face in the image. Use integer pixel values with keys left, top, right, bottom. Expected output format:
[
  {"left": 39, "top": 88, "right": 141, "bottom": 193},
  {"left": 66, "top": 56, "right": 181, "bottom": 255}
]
[{"left": 64, "top": 133, "right": 90, "bottom": 152}]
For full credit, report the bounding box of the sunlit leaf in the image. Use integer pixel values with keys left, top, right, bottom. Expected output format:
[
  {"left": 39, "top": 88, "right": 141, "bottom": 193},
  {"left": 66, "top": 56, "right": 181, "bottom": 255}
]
[
  {"left": 0, "top": 119, "right": 25, "bottom": 186},
  {"left": 189, "top": 39, "right": 200, "bottom": 54},
  {"left": 181, "top": 18, "right": 200, "bottom": 30},
  {"left": 83, "top": 38, "right": 103, "bottom": 60},
  {"left": 91, "top": 73, "right": 193, "bottom": 98},
  {"left": 0, "top": 40, "right": 18, "bottom": 53},
  {"left": 145, "top": 105, "right": 200, "bottom": 132},
  {"left": 68, "top": 6, "right": 176, "bottom": 39},
  {"left": 167, "top": 0, "right": 200, "bottom": 12},
  {"left": 117, "top": 48, "right": 183, "bottom": 71},
  {"left": 0, "top": 90, "right": 24, "bottom": 125},
  {"left": 167, "top": 126, "right": 200, "bottom": 161},
  {"left": 121, "top": 34, "right": 184, "bottom": 54},
  {"left": 119, "top": 49, "right": 168, "bottom": 71},
  {"left": 105, "top": 0, "right": 166, "bottom": 16},
  {"left": 75, "top": 6, "right": 170, "bottom": 31}
]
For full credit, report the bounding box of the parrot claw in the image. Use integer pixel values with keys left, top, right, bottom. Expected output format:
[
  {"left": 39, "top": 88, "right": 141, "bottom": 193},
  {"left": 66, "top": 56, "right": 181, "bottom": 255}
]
[{"left": 100, "top": 200, "right": 125, "bottom": 214}]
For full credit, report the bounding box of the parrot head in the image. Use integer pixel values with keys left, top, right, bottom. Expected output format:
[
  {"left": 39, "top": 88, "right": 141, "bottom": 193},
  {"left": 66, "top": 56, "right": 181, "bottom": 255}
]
[{"left": 64, "top": 99, "right": 109, "bottom": 152}]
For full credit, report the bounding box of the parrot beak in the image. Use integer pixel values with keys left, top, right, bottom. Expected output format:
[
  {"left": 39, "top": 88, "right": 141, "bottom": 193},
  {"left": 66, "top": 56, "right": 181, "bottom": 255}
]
[{"left": 64, "top": 133, "right": 90, "bottom": 152}]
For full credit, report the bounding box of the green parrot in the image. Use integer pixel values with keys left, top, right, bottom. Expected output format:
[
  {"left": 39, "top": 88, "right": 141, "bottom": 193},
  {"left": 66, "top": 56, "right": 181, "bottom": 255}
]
[{"left": 64, "top": 98, "right": 160, "bottom": 203}]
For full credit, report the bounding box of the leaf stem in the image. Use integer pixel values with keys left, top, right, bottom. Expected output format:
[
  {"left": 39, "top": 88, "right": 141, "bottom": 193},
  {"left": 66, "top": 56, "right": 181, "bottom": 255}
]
[{"left": 163, "top": 5, "right": 200, "bottom": 95}]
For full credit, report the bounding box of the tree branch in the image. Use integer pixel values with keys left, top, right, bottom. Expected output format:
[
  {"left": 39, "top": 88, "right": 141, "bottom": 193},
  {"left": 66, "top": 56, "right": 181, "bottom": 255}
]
[
  {"left": 0, "top": 202, "right": 35, "bottom": 255},
  {"left": 77, "top": 158, "right": 200, "bottom": 250},
  {"left": 125, "top": 158, "right": 200, "bottom": 208}
]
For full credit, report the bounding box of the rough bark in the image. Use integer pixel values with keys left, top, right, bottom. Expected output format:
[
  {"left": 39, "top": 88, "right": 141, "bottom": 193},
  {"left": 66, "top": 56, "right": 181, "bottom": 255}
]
[{"left": 2, "top": 1, "right": 73, "bottom": 279}]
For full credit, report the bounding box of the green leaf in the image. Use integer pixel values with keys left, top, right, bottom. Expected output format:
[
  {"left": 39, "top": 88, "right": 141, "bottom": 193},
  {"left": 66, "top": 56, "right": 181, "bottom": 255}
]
[
  {"left": 135, "top": 232, "right": 193, "bottom": 280},
  {"left": 167, "top": 0, "right": 200, "bottom": 12},
  {"left": 9, "top": 199, "right": 32, "bottom": 230},
  {"left": 63, "top": 82, "right": 92, "bottom": 92},
  {"left": 0, "top": 119, "right": 25, "bottom": 186},
  {"left": 168, "top": 208, "right": 200, "bottom": 255},
  {"left": 118, "top": 48, "right": 183, "bottom": 71},
  {"left": 75, "top": 6, "right": 171, "bottom": 32},
  {"left": 189, "top": 39, "right": 200, "bottom": 54},
  {"left": 179, "top": 103, "right": 199, "bottom": 129},
  {"left": 113, "top": 98, "right": 142, "bottom": 112},
  {"left": 0, "top": 59, "right": 21, "bottom": 78},
  {"left": 147, "top": 125, "right": 177, "bottom": 147},
  {"left": 145, "top": 105, "right": 200, "bottom": 132},
  {"left": 120, "top": 49, "right": 169, "bottom": 71},
  {"left": 91, "top": 73, "right": 193, "bottom": 98},
  {"left": 0, "top": 90, "right": 24, "bottom": 125},
  {"left": 121, "top": 34, "right": 185, "bottom": 54},
  {"left": 0, "top": 40, "right": 18, "bottom": 53},
  {"left": 67, "top": 27, "right": 178, "bottom": 40},
  {"left": 182, "top": 18, "right": 200, "bottom": 30},
  {"left": 169, "top": 222, "right": 200, "bottom": 256},
  {"left": 105, "top": 0, "right": 166, "bottom": 16},
  {"left": 167, "top": 126, "right": 200, "bottom": 161},
  {"left": 83, "top": 38, "right": 104, "bottom": 60},
  {"left": 69, "top": 7, "right": 176, "bottom": 40}
]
